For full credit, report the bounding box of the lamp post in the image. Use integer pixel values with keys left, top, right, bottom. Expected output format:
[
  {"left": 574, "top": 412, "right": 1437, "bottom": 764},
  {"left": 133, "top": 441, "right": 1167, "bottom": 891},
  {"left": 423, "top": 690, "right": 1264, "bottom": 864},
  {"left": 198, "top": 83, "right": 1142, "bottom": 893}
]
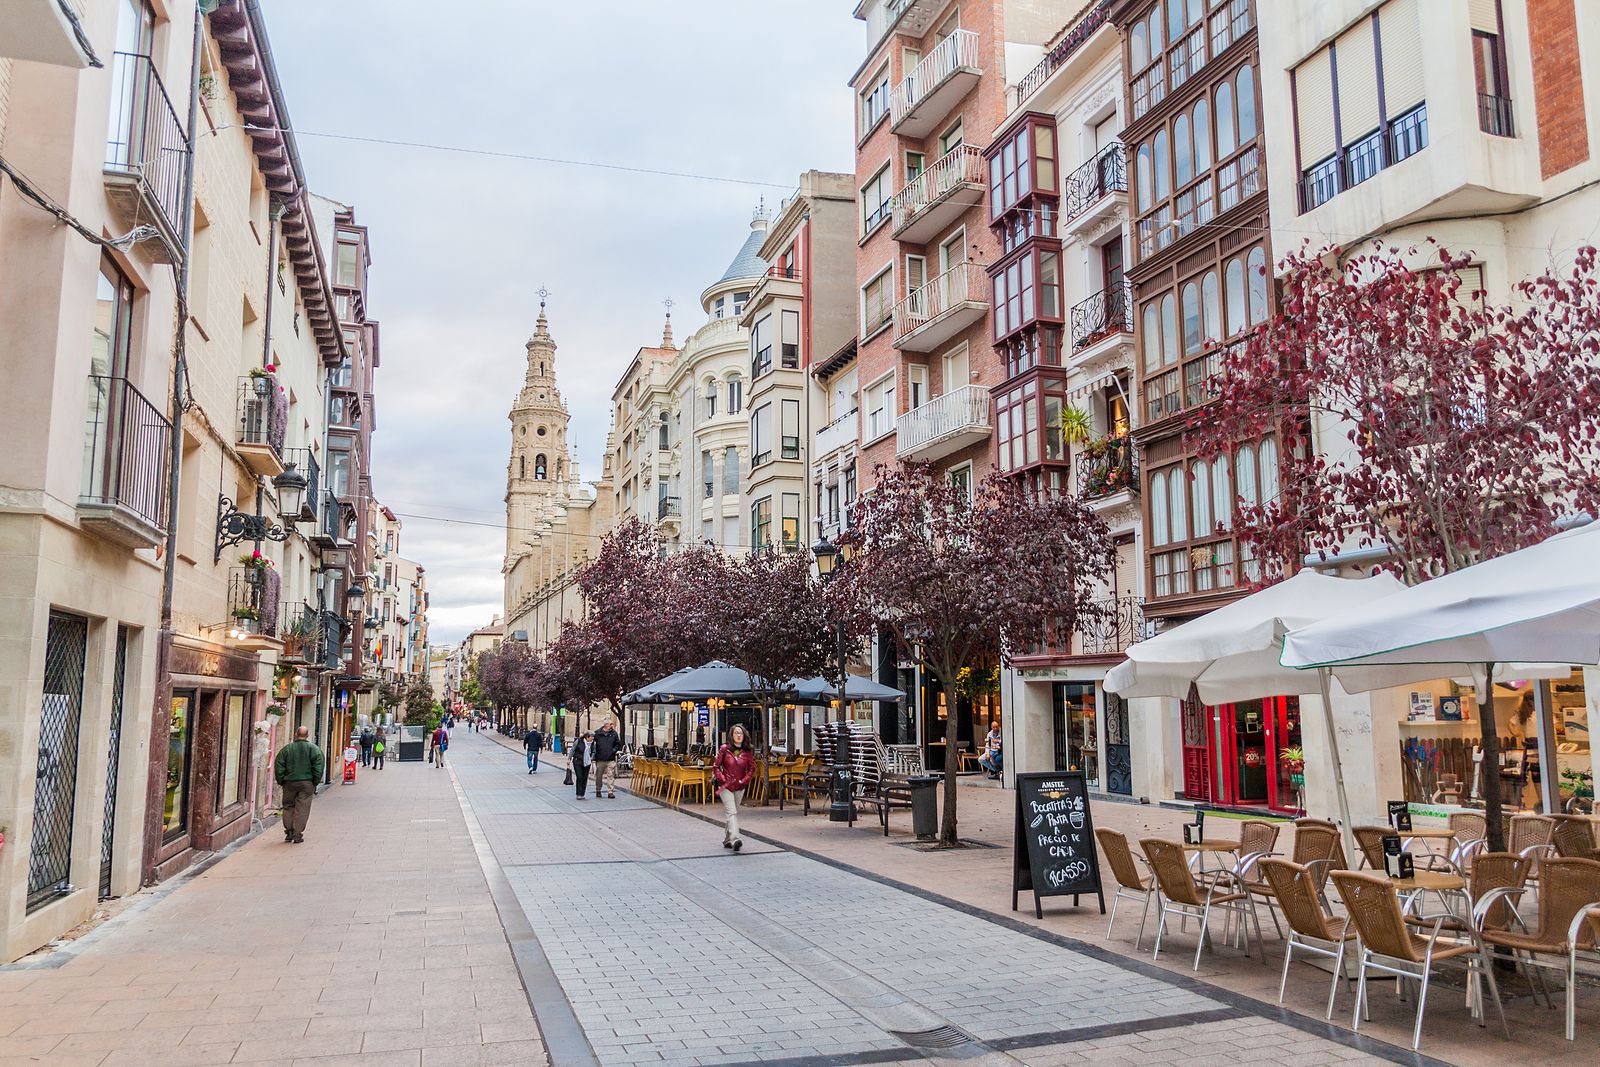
[{"left": 812, "top": 534, "right": 852, "bottom": 823}]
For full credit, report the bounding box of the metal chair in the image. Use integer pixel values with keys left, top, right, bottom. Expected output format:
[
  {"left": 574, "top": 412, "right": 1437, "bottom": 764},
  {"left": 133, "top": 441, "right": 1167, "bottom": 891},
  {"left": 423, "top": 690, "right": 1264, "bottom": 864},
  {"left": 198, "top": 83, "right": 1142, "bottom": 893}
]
[
  {"left": 1142, "top": 838, "right": 1267, "bottom": 971},
  {"left": 1260, "top": 858, "right": 1356, "bottom": 1020},
  {"left": 1331, "top": 870, "right": 1508, "bottom": 1051},
  {"left": 1478, "top": 856, "right": 1600, "bottom": 1040},
  {"left": 1095, "top": 828, "right": 1156, "bottom": 949}
]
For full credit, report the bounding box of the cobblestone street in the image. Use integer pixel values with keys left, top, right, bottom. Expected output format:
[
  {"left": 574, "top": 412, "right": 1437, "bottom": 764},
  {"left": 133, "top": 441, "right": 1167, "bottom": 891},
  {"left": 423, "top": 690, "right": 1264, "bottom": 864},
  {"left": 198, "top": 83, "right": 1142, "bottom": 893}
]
[{"left": 0, "top": 728, "right": 1436, "bottom": 1067}]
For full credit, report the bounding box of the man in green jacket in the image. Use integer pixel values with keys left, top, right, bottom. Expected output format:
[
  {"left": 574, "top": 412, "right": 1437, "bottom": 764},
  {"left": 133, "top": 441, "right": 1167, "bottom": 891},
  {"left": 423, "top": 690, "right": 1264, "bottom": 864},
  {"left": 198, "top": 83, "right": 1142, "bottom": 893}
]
[{"left": 274, "top": 726, "right": 325, "bottom": 844}]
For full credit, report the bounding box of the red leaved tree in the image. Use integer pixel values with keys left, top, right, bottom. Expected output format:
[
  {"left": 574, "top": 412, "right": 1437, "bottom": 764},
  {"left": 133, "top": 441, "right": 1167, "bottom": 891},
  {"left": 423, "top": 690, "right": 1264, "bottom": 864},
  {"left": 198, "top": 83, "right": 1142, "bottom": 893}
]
[
  {"left": 831, "top": 464, "right": 1116, "bottom": 846},
  {"left": 1194, "top": 242, "right": 1600, "bottom": 849}
]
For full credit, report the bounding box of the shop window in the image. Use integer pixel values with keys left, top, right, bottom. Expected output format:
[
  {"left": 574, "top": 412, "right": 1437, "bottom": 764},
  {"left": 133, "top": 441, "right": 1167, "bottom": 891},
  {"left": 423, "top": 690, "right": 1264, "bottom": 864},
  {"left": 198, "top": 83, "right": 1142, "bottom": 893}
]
[
  {"left": 220, "top": 693, "right": 247, "bottom": 810},
  {"left": 165, "top": 691, "right": 196, "bottom": 840}
]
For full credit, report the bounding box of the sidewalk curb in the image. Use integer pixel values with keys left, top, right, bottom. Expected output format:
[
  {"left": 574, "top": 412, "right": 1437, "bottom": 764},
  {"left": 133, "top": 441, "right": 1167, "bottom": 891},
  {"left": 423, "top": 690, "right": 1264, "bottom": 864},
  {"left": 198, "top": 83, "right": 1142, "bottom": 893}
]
[{"left": 627, "top": 786, "right": 1449, "bottom": 1067}]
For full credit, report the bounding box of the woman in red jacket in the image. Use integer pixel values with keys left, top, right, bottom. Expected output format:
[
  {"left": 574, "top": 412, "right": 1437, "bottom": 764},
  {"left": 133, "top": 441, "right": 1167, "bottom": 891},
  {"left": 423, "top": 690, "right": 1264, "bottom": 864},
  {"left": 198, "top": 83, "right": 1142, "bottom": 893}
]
[{"left": 714, "top": 724, "right": 755, "bottom": 852}]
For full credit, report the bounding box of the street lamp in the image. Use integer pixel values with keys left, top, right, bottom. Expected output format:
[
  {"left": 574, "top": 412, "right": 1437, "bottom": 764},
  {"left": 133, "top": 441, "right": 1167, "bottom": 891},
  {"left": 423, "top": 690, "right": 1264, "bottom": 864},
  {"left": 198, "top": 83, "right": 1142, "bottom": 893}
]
[
  {"left": 812, "top": 533, "right": 852, "bottom": 824},
  {"left": 272, "top": 463, "right": 307, "bottom": 520},
  {"left": 345, "top": 579, "right": 366, "bottom": 614},
  {"left": 679, "top": 699, "right": 694, "bottom": 756}
]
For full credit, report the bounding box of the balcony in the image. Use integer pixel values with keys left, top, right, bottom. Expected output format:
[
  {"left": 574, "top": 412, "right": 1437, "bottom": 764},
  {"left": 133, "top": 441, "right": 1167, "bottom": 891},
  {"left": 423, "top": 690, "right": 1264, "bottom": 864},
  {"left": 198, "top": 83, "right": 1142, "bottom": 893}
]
[
  {"left": 890, "top": 30, "right": 981, "bottom": 138},
  {"left": 319, "top": 609, "right": 347, "bottom": 671},
  {"left": 280, "top": 603, "right": 321, "bottom": 664},
  {"left": 227, "top": 565, "right": 282, "bottom": 648},
  {"left": 1, "top": 0, "right": 99, "bottom": 66},
  {"left": 281, "top": 447, "right": 320, "bottom": 523},
  {"left": 1062, "top": 143, "right": 1126, "bottom": 236},
  {"left": 312, "top": 489, "right": 348, "bottom": 548},
  {"left": 657, "top": 496, "right": 681, "bottom": 521},
  {"left": 1013, "top": 0, "right": 1113, "bottom": 107},
  {"left": 1019, "top": 595, "right": 1150, "bottom": 662},
  {"left": 892, "top": 262, "right": 988, "bottom": 352},
  {"left": 1478, "top": 93, "right": 1515, "bottom": 138},
  {"left": 78, "top": 374, "right": 171, "bottom": 549},
  {"left": 892, "top": 144, "right": 984, "bottom": 244},
  {"left": 236, "top": 375, "right": 288, "bottom": 477},
  {"left": 896, "top": 384, "right": 991, "bottom": 463},
  {"left": 1075, "top": 435, "right": 1138, "bottom": 504},
  {"left": 1069, "top": 283, "right": 1133, "bottom": 354},
  {"left": 104, "top": 52, "right": 188, "bottom": 263},
  {"left": 814, "top": 408, "right": 859, "bottom": 460}
]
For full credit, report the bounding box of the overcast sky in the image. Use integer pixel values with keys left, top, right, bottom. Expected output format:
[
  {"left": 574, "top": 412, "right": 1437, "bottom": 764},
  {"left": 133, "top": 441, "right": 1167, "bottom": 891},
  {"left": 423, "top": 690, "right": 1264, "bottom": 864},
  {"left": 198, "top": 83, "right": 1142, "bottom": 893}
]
[{"left": 265, "top": 2, "right": 859, "bottom": 644}]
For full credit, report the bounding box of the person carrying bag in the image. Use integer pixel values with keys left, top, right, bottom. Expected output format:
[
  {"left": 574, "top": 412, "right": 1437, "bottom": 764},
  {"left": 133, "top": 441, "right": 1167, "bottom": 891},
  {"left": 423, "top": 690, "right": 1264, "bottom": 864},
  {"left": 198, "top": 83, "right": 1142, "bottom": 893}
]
[{"left": 713, "top": 725, "right": 755, "bottom": 853}]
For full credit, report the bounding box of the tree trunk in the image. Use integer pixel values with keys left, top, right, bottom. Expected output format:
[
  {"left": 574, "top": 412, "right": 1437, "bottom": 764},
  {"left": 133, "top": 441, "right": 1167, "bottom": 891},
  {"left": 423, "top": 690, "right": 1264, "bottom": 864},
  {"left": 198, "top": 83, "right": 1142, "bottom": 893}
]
[
  {"left": 932, "top": 672, "right": 960, "bottom": 847},
  {"left": 1478, "top": 664, "right": 1506, "bottom": 853}
]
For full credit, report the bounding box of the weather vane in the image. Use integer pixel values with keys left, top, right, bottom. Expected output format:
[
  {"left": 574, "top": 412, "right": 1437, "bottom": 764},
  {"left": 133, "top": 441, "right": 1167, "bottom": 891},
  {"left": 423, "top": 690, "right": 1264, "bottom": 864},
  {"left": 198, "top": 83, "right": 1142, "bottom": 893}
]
[
  {"left": 537, "top": 286, "right": 550, "bottom": 309},
  {"left": 663, "top": 297, "right": 674, "bottom": 314}
]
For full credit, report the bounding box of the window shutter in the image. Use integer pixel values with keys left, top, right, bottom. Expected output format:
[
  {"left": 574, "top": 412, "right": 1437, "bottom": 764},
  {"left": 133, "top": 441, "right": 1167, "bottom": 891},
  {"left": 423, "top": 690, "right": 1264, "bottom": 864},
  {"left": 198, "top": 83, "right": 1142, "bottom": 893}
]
[
  {"left": 1468, "top": 0, "right": 1498, "bottom": 33},
  {"left": 1380, "top": 0, "right": 1425, "bottom": 116},
  {"left": 1336, "top": 17, "right": 1380, "bottom": 139},
  {"left": 1295, "top": 48, "right": 1337, "bottom": 163}
]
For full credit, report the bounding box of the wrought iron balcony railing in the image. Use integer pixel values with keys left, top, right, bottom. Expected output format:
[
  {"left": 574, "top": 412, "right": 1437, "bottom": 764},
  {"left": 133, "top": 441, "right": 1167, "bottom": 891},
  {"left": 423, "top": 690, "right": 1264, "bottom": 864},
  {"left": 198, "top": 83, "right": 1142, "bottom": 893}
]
[
  {"left": 657, "top": 496, "right": 681, "bottom": 520},
  {"left": 1014, "top": 0, "right": 1113, "bottom": 106},
  {"left": 80, "top": 374, "right": 171, "bottom": 534},
  {"left": 1478, "top": 93, "right": 1514, "bottom": 137},
  {"left": 1069, "top": 282, "right": 1133, "bottom": 351},
  {"left": 227, "top": 565, "right": 281, "bottom": 639},
  {"left": 237, "top": 375, "right": 288, "bottom": 457},
  {"left": 1062, "top": 142, "right": 1126, "bottom": 222},
  {"left": 1075, "top": 435, "right": 1138, "bottom": 499}
]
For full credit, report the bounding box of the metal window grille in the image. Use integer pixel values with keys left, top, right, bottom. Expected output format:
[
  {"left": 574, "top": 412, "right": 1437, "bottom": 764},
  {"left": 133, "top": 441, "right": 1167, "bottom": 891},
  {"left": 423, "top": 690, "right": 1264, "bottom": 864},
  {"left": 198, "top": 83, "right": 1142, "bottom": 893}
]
[
  {"left": 29, "top": 611, "right": 89, "bottom": 911},
  {"left": 99, "top": 627, "right": 129, "bottom": 899}
]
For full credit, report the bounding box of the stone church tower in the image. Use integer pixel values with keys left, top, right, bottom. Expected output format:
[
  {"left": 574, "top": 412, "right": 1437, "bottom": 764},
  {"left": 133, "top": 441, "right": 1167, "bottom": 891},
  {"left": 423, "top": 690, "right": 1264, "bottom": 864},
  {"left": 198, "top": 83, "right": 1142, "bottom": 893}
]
[{"left": 504, "top": 297, "right": 572, "bottom": 568}]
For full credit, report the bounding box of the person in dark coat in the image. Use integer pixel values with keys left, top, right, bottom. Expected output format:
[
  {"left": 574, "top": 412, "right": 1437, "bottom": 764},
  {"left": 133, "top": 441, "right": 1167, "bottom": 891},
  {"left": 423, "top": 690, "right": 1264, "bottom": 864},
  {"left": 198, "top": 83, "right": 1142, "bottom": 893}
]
[
  {"left": 591, "top": 721, "right": 623, "bottom": 798},
  {"left": 573, "top": 731, "right": 594, "bottom": 798},
  {"left": 524, "top": 726, "right": 545, "bottom": 774},
  {"left": 358, "top": 725, "right": 375, "bottom": 767}
]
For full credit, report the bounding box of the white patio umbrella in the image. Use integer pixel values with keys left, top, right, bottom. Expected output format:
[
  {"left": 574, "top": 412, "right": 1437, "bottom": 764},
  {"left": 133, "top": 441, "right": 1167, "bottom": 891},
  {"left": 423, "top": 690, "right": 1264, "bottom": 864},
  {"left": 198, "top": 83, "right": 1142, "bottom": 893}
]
[
  {"left": 1280, "top": 522, "right": 1600, "bottom": 831},
  {"left": 1106, "top": 569, "right": 1416, "bottom": 860}
]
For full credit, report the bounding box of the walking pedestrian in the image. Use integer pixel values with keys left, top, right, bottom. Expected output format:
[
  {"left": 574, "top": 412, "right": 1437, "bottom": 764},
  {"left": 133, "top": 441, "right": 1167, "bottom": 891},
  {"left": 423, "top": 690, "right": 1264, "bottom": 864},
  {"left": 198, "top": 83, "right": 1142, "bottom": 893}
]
[
  {"left": 573, "top": 730, "right": 594, "bottom": 798},
  {"left": 591, "top": 720, "right": 622, "bottom": 798},
  {"left": 524, "top": 725, "right": 544, "bottom": 774},
  {"left": 714, "top": 724, "right": 755, "bottom": 852},
  {"left": 274, "top": 726, "right": 325, "bottom": 844},
  {"left": 372, "top": 726, "right": 387, "bottom": 770},
  {"left": 358, "top": 724, "right": 374, "bottom": 767},
  {"left": 432, "top": 722, "right": 450, "bottom": 769}
]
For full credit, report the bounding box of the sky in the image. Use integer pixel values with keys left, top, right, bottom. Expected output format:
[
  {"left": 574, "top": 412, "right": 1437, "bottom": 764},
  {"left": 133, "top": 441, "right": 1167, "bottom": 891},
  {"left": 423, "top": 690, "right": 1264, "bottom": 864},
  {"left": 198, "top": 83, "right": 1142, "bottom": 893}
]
[{"left": 264, "top": 1, "right": 860, "bottom": 644}]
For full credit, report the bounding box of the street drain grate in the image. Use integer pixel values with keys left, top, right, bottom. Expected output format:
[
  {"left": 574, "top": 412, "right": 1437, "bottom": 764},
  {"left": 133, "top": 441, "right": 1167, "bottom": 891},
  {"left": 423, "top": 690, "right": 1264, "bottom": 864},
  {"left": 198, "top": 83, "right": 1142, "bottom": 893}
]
[{"left": 890, "top": 1024, "right": 974, "bottom": 1049}]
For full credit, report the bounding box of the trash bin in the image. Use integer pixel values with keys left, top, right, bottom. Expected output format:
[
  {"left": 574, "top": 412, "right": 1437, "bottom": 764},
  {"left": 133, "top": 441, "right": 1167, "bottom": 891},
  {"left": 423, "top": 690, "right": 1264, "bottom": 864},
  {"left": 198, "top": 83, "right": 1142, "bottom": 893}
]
[{"left": 908, "top": 774, "right": 940, "bottom": 840}]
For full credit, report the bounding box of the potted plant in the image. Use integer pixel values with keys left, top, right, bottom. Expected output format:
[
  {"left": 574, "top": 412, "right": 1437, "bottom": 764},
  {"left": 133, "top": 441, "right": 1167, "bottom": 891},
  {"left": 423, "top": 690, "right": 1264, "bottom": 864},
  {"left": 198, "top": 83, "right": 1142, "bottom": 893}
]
[
  {"left": 1280, "top": 746, "right": 1306, "bottom": 786},
  {"left": 248, "top": 364, "right": 277, "bottom": 396},
  {"left": 239, "top": 550, "right": 274, "bottom": 583},
  {"left": 232, "top": 606, "right": 260, "bottom": 634},
  {"left": 265, "top": 703, "right": 288, "bottom": 723},
  {"left": 1059, "top": 403, "right": 1093, "bottom": 454}
]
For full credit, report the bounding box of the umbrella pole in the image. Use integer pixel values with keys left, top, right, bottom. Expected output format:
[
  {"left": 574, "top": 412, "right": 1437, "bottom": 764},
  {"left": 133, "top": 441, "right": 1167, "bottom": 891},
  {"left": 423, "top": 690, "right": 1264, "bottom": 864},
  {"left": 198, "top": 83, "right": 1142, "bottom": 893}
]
[{"left": 1318, "top": 668, "right": 1357, "bottom": 867}]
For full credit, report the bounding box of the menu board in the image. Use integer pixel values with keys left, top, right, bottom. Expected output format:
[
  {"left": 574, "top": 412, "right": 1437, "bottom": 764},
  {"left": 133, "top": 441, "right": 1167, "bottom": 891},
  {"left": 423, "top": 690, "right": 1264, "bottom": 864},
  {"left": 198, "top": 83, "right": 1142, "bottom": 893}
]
[{"left": 1012, "top": 771, "right": 1104, "bottom": 918}]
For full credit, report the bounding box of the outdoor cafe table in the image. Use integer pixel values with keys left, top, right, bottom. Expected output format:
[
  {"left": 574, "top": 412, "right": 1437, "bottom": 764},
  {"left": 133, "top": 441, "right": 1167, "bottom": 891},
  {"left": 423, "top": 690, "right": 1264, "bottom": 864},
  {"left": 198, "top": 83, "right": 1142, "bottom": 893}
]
[
  {"left": 1385, "top": 869, "right": 1468, "bottom": 918},
  {"left": 1397, "top": 827, "right": 1460, "bottom": 870},
  {"left": 1180, "top": 839, "right": 1243, "bottom": 878}
]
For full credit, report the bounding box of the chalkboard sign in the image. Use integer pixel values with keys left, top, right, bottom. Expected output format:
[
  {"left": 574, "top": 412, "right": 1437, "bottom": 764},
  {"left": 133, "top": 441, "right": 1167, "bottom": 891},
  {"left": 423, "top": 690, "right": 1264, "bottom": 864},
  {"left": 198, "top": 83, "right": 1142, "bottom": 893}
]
[{"left": 1012, "top": 771, "right": 1105, "bottom": 918}]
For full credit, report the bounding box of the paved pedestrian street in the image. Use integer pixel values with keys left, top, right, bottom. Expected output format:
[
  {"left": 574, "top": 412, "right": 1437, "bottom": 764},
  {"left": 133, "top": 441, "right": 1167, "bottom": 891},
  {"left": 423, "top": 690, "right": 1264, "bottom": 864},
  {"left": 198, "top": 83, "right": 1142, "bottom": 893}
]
[{"left": 0, "top": 731, "right": 1428, "bottom": 1067}]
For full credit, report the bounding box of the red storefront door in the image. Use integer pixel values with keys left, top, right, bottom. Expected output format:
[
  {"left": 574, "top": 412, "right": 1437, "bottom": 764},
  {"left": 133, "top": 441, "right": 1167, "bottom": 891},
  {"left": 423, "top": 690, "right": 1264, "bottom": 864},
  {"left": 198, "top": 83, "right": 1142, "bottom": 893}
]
[{"left": 1204, "top": 696, "right": 1301, "bottom": 812}]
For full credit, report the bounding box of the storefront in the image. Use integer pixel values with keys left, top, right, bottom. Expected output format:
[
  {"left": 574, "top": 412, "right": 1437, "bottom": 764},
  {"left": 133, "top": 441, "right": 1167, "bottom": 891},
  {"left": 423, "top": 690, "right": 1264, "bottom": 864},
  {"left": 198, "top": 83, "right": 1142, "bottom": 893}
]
[
  {"left": 1179, "top": 695, "right": 1304, "bottom": 813},
  {"left": 1051, "top": 682, "right": 1134, "bottom": 796},
  {"left": 145, "top": 634, "right": 262, "bottom": 882}
]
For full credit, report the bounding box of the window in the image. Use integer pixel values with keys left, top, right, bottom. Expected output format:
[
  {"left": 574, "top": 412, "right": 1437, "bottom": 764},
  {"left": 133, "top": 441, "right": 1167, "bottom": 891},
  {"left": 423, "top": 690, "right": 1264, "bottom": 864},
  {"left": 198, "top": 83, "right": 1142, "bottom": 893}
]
[
  {"left": 714, "top": 296, "right": 726, "bottom": 319},
  {"left": 906, "top": 151, "right": 925, "bottom": 182},
  {"left": 336, "top": 240, "right": 360, "bottom": 288},
  {"left": 780, "top": 493, "right": 801, "bottom": 549},
  {"left": 534, "top": 454, "right": 547, "bottom": 480},
  {"left": 164, "top": 692, "right": 195, "bottom": 840},
  {"left": 751, "top": 497, "right": 773, "bottom": 548},
  {"left": 1246, "top": 246, "right": 1267, "bottom": 325},
  {"left": 988, "top": 121, "right": 1042, "bottom": 217},
  {"left": 939, "top": 118, "right": 964, "bottom": 156},
  {"left": 942, "top": 343, "right": 969, "bottom": 392},
  {"left": 733, "top": 291, "right": 751, "bottom": 315},
  {"left": 861, "top": 265, "right": 893, "bottom": 336},
  {"left": 949, "top": 463, "right": 973, "bottom": 501},
  {"left": 723, "top": 446, "right": 739, "bottom": 495},
  {"left": 861, "top": 163, "right": 892, "bottom": 235},
  {"left": 727, "top": 376, "right": 743, "bottom": 415},
  {"left": 907, "top": 364, "right": 928, "bottom": 410},
  {"left": 752, "top": 403, "right": 772, "bottom": 466},
  {"left": 780, "top": 310, "right": 800, "bottom": 368},
  {"left": 864, "top": 375, "right": 895, "bottom": 440},
  {"left": 328, "top": 441, "right": 352, "bottom": 496},
  {"left": 780, "top": 399, "right": 800, "bottom": 459},
  {"left": 91, "top": 257, "right": 135, "bottom": 380},
  {"left": 702, "top": 450, "right": 714, "bottom": 496},
  {"left": 859, "top": 64, "right": 890, "bottom": 138},
  {"left": 1224, "top": 255, "right": 1246, "bottom": 334},
  {"left": 751, "top": 314, "right": 773, "bottom": 376},
  {"left": 704, "top": 379, "right": 718, "bottom": 419},
  {"left": 1216, "top": 80, "right": 1236, "bottom": 155},
  {"left": 1474, "top": 27, "right": 1512, "bottom": 135},
  {"left": 331, "top": 357, "right": 353, "bottom": 388},
  {"left": 657, "top": 412, "right": 669, "bottom": 450},
  {"left": 995, "top": 379, "right": 1040, "bottom": 473}
]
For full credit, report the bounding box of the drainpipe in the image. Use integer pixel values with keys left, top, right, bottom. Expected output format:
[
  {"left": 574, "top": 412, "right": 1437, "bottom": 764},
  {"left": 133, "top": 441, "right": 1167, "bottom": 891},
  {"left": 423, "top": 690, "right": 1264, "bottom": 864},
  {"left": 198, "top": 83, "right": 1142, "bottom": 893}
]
[{"left": 145, "top": 4, "right": 205, "bottom": 888}]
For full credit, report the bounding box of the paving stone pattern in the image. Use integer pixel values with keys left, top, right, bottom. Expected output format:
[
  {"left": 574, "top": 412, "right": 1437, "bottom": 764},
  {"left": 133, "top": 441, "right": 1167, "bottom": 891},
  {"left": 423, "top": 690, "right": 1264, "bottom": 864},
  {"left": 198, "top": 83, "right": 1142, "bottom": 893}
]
[{"left": 456, "top": 733, "right": 1398, "bottom": 1067}]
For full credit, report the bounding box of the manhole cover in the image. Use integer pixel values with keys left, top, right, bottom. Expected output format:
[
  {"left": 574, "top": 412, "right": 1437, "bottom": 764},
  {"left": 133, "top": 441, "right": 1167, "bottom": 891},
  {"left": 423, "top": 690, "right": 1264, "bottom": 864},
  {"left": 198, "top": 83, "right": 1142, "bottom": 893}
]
[{"left": 889, "top": 1024, "right": 974, "bottom": 1049}]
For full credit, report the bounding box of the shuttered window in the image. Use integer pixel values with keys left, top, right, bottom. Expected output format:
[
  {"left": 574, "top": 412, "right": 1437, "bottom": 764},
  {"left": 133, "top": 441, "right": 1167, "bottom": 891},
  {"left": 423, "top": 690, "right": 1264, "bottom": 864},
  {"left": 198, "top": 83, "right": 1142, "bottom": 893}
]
[
  {"left": 1468, "top": 0, "right": 1499, "bottom": 33},
  {"left": 1380, "top": 0, "right": 1425, "bottom": 116},
  {"left": 1336, "top": 17, "right": 1380, "bottom": 138},
  {"left": 1295, "top": 48, "right": 1337, "bottom": 163}
]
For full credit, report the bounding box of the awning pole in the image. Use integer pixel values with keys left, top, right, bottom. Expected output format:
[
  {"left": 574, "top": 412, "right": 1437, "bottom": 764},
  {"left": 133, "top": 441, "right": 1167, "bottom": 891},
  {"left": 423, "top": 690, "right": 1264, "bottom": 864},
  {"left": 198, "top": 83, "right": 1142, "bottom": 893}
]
[{"left": 1318, "top": 668, "right": 1357, "bottom": 867}]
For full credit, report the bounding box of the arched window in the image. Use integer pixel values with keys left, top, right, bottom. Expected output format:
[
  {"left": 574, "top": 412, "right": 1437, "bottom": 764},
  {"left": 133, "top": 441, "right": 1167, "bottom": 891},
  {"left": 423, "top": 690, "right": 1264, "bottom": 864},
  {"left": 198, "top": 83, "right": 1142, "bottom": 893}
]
[
  {"left": 727, "top": 375, "right": 743, "bottom": 415},
  {"left": 534, "top": 453, "right": 548, "bottom": 480},
  {"left": 1174, "top": 113, "right": 1193, "bottom": 186},
  {"left": 1247, "top": 246, "right": 1268, "bottom": 324},
  {"left": 1153, "top": 130, "right": 1170, "bottom": 200},
  {"left": 1148, "top": 11, "right": 1162, "bottom": 53},
  {"left": 1160, "top": 294, "right": 1179, "bottom": 367},
  {"left": 1131, "top": 22, "right": 1148, "bottom": 68},
  {"left": 1215, "top": 81, "right": 1236, "bottom": 155},
  {"left": 1142, "top": 302, "right": 1162, "bottom": 372},
  {"left": 1211, "top": 456, "right": 1233, "bottom": 530},
  {"left": 704, "top": 379, "right": 719, "bottom": 418},
  {"left": 1168, "top": 468, "right": 1188, "bottom": 542},
  {"left": 1236, "top": 447, "right": 1258, "bottom": 510},
  {"left": 1181, "top": 281, "right": 1202, "bottom": 355},
  {"left": 1258, "top": 438, "right": 1280, "bottom": 504},
  {"left": 1151, "top": 472, "right": 1170, "bottom": 546},
  {"left": 1191, "top": 460, "right": 1212, "bottom": 536},
  {"left": 1237, "top": 65, "right": 1257, "bottom": 143},
  {"left": 1192, "top": 98, "right": 1211, "bottom": 172},
  {"left": 1225, "top": 256, "right": 1246, "bottom": 334},
  {"left": 1137, "top": 143, "right": 1153, "bottom": 211},
  {"left": 1201, "top": 269, "right": 1221, "bottom": 344}
]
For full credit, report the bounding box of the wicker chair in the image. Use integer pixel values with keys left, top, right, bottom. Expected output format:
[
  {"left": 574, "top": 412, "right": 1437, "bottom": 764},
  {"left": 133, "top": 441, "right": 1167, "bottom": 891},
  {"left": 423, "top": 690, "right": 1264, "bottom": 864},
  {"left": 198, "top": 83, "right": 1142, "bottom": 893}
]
[
  {"left": 1235, "top": 820, "right": 1285, "bottom": 938},
  {"left": 1508, "top": 813, "right": 1557, "bottom": 862},
  {"left": 1142, "top": 838, "right": 1267, "bottom": 971},
  {"left": 1331, "top": 870, "right": 1508, "bottom": 1051},
  {"left": 1353, "top": 826, "right": 1393, "bottom": 870},
  {"left": 1447, "top": 812, "right": 1489, "bottom": 870},
  {"left": 1551, "top": 815, "right": 1600, "bottom": 860},
  {"left": 1478, "top": 856, "right": 1600, "bottom": 1040},
  {"left": 1096, "top": 828, "right": 1156, "bottom": 949},
  {"left": 1261, "top": 859, "right": 1357, "bottom": 1020}
]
